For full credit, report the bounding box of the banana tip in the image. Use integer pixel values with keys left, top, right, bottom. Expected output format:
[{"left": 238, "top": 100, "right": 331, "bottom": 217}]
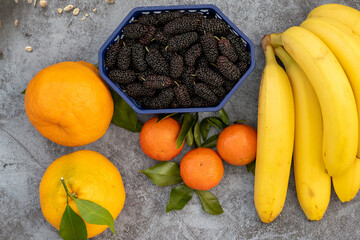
[{"left": 261, "top": 35, "right": 271, "bottom": 51}]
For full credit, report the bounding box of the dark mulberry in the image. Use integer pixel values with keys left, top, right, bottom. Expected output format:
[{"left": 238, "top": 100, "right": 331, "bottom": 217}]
[
  {"left": 184, "top": 44, "right": 202, "bottom": 66},
  {"left": 200, "top": 33, "right": 218, "bottom": 63},
  {"left": 174, "top": 85, "right": 192, "bottom": 107},
  {"left": 167, "top": 32, "right": 199, "bottom": 52},
  {"left": 132, "top": 43, "right": 147, "bottom": 72},
  {"left": 195, "top": 67, "right": 224, "bottom": 87},
  {"left": 137, "top": 14, "right": 158, "bottom": 26},
  {"left": 191, "top": 96, "right": 209, "bottom": 107},
  {"left": 226, "top": 32, "right": 250, "bottom": 63},
  {"left": 183, "top": 12, "right": 204, "bottom": 20},
  {"left": 218, "top": 38, "right": 238, "bottom": 63},
  {"left": 198, "top": 18, "right": 228, "bottom": 35},
  {"left": 217, "top": 56, "right": 241, "bottom": 81},
  {"left": 171, "top": 99, "right": 181, "bottom": 108},
  {"left": 144, "top": 75, "right": 173, "bottom": 89},
  {"left": 126, "top": 82, "right": 156, "bottom": 98},
  {"left": 145, "top": 48, "right": 169, "bottom": 75},
  {"left": 108, "top": 69, "right": 136, "bottom": 84},
  {"left": 156, "top": 11, "right": 182, "bottom": 25},
  {"left": 146, "top": 88, "right": 175, "bottom": 109},
  {"left": 209, "top": 85, "right": 227, "bottom": 98},
  {"left": 138, "top": 68, "right": 155, "bottom": 82},
  {"left": 196, "top": 56, "right": 208, "bottom": 68},
  {"left": 238, "top": 61, "right": 249, "bottom": 76},
  {"left": 139, "top": 26, "right": 156, "bottom": 46},
  {"left": 224, "top": 80, "right": 236, "bottom": 92},
  {"left": 104, "top": 41, "right": 120, "bottom": 69},
  {"left": 154, "top": 31, "right": 169, "bottom": 45},
  {"left": 170, "top": 54, "right": 184, "bottom": 79},
  {"left": 182, "top": 66, "right": 196, "bottom": 95},
  {"left": 117, "top": 44, "right": 131, "bottom": 70},
  {"left": 147, "top": 42, "right": 161, "bottom": 51},
  {"left": 123, "top": 23, "right": 148, "bottom": 38},
  {"left": 160, "top": 46, "right": 172, "bottom": 61},
  {"left": 194, "top": 83, "right": 219, "bottom": 105},
  {"left": 163, "top": 16, "right": 200, "bottom": 35},
  {"left": 123, "top": 38, "right": 136, "bottom": 47}
]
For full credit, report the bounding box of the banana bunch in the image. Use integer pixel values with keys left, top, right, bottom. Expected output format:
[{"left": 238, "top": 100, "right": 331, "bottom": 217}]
[{"left": 255, "top": 3, "right": 360, "bottom": 223}]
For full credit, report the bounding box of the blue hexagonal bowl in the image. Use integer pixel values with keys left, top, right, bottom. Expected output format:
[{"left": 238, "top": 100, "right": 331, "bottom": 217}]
[{"left": 98, "top": 4, "right": 255, "bottom": 114}]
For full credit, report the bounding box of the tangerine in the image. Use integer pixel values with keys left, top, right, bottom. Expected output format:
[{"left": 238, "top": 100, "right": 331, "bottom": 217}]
[
  {"left": 180, "top": 147, "right": 224, "bottom": 190},
  {"left": 39, "top": 150, "right": 126, "bottom": 238},
  {"left": 139, "top": 117, "right": 184, "bottom": 161},
  {"left": 25, "top": 61, "right": 113, "bottom": 147},
  {"left": 217, "top": 123, "right": 257, "bottom": 165}
]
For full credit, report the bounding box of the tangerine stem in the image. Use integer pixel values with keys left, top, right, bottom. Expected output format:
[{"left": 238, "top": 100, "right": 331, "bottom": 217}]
[{"left": 60, "top": 177, "right": 78, "bottom": 201}]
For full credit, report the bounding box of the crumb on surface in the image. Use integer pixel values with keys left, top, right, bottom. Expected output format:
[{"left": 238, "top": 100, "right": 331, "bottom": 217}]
[
  {"left": 73, "top": 8, "right": 80, "bottom": 16},
  {"left": 25, "top": 46, "right": 33, "bottom": 52}
]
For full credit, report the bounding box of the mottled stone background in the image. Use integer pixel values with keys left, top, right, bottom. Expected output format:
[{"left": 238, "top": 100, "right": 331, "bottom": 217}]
[{"left": 1, "top": 0, "right": 360, "bottom": 239}]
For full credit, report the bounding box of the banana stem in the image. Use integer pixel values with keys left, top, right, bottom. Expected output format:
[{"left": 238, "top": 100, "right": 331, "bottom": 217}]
[
  {"left": 269, "top": 33, "right": 283, "bottom": 47},
  {"left": 263, "top": 43, "right": 277, "bottom": 65},
  {"left": 274, "top": 46, "right": 295, "bottom": 68}
]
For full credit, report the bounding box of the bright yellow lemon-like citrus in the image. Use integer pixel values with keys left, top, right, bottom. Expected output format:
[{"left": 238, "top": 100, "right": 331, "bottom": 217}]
[{"left": 39, "top": 150, "right": 126, "bottom": 238}]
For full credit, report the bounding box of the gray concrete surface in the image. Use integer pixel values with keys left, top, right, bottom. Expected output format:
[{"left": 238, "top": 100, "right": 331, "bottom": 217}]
[{"left": 1, "top": 0, "right": 360, "bottom": 239}]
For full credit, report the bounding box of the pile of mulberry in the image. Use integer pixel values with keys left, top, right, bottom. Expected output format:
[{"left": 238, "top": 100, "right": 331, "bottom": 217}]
[{"left": 104, "top": 9, "right": 251, "bottom": 109}]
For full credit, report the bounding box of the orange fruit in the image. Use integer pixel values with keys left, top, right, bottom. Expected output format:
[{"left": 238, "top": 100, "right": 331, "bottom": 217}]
[
  {"left": 180, "top": 147, "right": 224, "bottom": 190},
  {"left": 217, "top": 123, "right": 257, "bottom": 165},
  {"left": 24, "top": 61, "right": 114, "bottom": 147},
  {"left": 39, "top": 150, "right": 125, "bottom": 238},
  {"left": 139, "top": 117, "right": 184, "bottom": 161}
]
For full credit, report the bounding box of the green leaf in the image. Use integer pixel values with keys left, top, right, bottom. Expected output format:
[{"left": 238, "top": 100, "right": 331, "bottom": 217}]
[
  {"left": 176, "top": 113, "right": 194, "bottom": 149},
  {"left": 94, "top": 63, "right": 99, "bottom": 69},
  {"left": 218, "top": 108, "right": 230, "bottom": 126},
  {"left": 166, "top": 184, "right": 194, "bottom": 212},
  {"left": 21, "top": 89, "right": 26, "bottom": 94},
  {"left": 185, "top": 127, "right": 194, "bottom": 146},
  {"left": 194, "top": 121, "right": 201, "bottom": 148},
  {"left": 73, "top": 199, "right": 117, "bottom": 236},
  {"left": 200, "top": 118, "right": 211, "bottom": 140},
  {"left": 207, "top": 117, "right": 227, "bottom": 130},
  {"left": 59, "top": 204, "right": 87, "bottom": 240},
  {"left": 201, "top": 134, "right": 219, "bottom": 149},
  {"left": 246, "top": 160, "right": 256, "bottom": 175},
  {"left": 157, "top": 113, "right": 179, "bottom": 122},
  {"left": 140, "top": 162, "right": 183, "bottom": 186},
  {"left": 234, "top": 119, "right": 247, "bottom": 124},
  {"left": 110, "top": 89, "right": 142, "bottom": 132},
  {"left": 196, "top": 190, "right": 224, "bottom": 215}
]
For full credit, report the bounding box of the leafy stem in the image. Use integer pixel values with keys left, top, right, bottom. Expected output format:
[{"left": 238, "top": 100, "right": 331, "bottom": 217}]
[{"left": 60, "top": 177, "right": 78, "bottom": 201}]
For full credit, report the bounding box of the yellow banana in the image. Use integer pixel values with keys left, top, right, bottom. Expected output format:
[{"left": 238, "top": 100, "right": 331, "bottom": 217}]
[
  {"left": 273, "top": 45, "right": 331, "bottom": 221},
  {"left": 308, "top": 3, "right": 360, "bottom": 36},
  {"left": 272, "top": 27, "right": 358, "bottom": 177},
  {"left": 300, "top": 17, "right": 360, "bottom": 158},
  {"left": 254, "top": 38, "right": 294, "bottom": 223},
  {"left": 332, "top": 157, "right": 360, "bottom": 202}
]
